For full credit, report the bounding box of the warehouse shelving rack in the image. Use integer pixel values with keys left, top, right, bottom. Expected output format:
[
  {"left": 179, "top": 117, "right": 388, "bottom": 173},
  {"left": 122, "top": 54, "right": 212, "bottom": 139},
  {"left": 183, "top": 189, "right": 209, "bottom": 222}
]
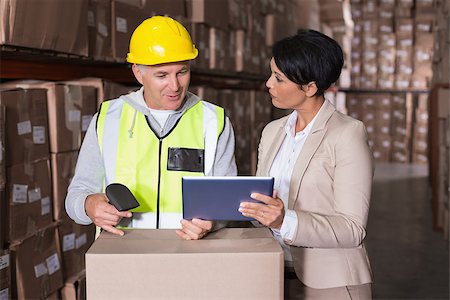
[{"left": 0, "top": 48, "right": 267, "bottom": 90}]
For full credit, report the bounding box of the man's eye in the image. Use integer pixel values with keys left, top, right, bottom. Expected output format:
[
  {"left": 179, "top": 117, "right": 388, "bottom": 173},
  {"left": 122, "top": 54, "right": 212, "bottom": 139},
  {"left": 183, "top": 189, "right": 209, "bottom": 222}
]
[{"left": 156, "top": 74, "right": 166, "bottom": 78}]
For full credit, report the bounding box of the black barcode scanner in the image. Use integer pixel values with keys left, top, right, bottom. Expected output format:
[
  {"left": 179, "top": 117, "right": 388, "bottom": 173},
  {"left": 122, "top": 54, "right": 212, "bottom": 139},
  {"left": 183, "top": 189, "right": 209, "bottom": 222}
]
[{"left": 105, "top": 183, "right": 140, "bottom": 211}]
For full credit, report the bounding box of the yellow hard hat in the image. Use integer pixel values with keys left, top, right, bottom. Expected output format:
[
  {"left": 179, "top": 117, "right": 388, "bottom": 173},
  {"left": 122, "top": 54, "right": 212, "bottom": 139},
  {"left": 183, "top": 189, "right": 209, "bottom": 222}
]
[{"left": 126, "top": 16, "right": 198, "bottom": 65}]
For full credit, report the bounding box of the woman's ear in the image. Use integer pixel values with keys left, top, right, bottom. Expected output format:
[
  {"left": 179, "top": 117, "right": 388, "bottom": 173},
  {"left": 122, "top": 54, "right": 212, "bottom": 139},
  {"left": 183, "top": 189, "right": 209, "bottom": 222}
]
[
  {"left": 304, "top": 81, "right": 318, "bottom": 97},
  {"left": 132, "top": 64, "right": 144, "bottom": 85}
]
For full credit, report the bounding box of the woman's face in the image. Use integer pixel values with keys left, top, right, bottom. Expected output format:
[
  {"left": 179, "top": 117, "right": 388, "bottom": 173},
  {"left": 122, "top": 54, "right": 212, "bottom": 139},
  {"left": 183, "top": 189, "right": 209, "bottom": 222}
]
[{"left": 266, "top": 58, "right": 306, "bottom": 110}]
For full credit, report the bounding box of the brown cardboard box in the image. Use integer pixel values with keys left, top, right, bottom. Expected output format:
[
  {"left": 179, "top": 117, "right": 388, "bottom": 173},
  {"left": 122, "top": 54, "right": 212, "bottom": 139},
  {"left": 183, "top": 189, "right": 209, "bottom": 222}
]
[
  {"left": 229, "top": 0, "right": 248, "bottom": 30},
  {"left": 88, "top": 0, "right": 113, "bottom": 60},
  {"left": 64, "top": 77, "right": 138, "bottom": 107},
  {"left": 0, "top": 250, "right": 10, "bottom": 300},
  {"left": 0, "top": 190, "right": 5, "bottom": 250},
  {"left": 57, "top": 221, "right": 95, "bottom": 281},
  {"left": 0, "top": 88, "right": 49, "bottom": 167},
  {"left": 438, "top": 89, "right": 450, "bottom": 119},
  {"left": 141, "top": 0, "right": 186, "bottom": 18},
  {"left": 186, "top": 0, "right": 229, "bottom": 30},
  {"left": 61, "top": 270, "right": 86, "bottom": 300},
  {"left": 7, "top": 159, "right": 53, "bottom": 243},
  {"left": 190, "top": 23, "right": 210, "bottom": 70},
  {"left": 10, "top": 226, "right": 63, "bottom": 300},
  {"left": 5, "top": 82, "right": 97, "bottom": 153},
  {"left": 54, "top": 0, "right": 88, "bottom": 56},
  {"left": 111, "top": 0, "right": 147, "bottom": 61},
  {"left": 86, "top": 228, "right": 283, "bottom": 300},
  {"left": 0, "top": 0, "right": 88, "bottom": 56},
  {"left": 44, "top": 83, "right": 97, "bottom": 152},
  {"left": 0, "top": 105, "right": 4, "bottom": 190},
  {"left": 51, "top": 152, "right": 78, "bottom": 221}
]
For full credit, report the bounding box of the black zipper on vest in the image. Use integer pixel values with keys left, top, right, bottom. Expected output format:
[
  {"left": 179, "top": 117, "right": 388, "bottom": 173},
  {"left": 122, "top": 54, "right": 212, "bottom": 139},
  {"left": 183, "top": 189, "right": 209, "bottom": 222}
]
[{"left": 156, "top": 138, "right": 163, "bottom": 229}]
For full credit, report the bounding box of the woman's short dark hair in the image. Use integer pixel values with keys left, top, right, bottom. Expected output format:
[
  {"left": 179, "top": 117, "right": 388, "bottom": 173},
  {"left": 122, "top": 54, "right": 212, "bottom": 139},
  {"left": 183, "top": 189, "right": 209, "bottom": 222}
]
[{"left": 272, "top": 29, "right": 344, "bottom": 96}]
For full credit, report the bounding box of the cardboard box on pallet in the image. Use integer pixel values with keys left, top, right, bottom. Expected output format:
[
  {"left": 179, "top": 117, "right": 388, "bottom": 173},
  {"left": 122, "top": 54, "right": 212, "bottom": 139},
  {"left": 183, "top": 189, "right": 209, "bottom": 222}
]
[
  {"left": 0, "top": 250, "right": 10, "bottom": 300},
  {"left": 0, "top": 88, "right": 49, "bottom": 167},
  {"left": 57, "top": 221, "right": 95, "bottom": 281},
  {"left": 86, "top": 228, "right": 283, "bottom": 300},
  {"left": 10, "top": 225, "right": 63, "bottom": 300},
  {"left": 7, "top": 159, "right": 52, "bottom": 243}
]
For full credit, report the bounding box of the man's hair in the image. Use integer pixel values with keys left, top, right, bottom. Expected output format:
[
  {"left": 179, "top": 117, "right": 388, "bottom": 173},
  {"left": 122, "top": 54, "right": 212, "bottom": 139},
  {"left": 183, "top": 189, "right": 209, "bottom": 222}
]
[
  {"left": 272, "top": 29, "right": 344, "bottom": 96},
  {"left": 137, "top": 64, "right": 147, "bottom": 74}
]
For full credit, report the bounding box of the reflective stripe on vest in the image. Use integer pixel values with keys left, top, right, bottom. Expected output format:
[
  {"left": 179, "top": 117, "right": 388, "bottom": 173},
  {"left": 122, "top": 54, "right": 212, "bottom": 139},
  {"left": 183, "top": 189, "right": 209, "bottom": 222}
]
[{"left": 97, "top": 99, "right": 224, "bottom": 228}]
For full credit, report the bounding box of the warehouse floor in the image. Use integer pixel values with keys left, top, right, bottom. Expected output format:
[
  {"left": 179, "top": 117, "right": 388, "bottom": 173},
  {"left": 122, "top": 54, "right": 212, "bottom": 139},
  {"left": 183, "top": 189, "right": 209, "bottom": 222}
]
[{"left": 367, "top": 163, "right": 449, "bottom": 299}]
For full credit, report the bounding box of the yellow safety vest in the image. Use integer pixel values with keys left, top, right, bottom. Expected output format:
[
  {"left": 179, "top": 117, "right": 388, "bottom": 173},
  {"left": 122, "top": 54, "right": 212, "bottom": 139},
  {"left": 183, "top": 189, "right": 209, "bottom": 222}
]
[{"left": 96, "top": 99, "right": 225, "bottom": 228}]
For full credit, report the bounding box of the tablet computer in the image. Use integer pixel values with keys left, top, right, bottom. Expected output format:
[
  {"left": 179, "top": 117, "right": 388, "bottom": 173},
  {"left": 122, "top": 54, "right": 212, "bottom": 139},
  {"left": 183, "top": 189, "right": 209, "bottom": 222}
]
[{"left": 182, "top": 176, "right": 274, "bottom": 221}]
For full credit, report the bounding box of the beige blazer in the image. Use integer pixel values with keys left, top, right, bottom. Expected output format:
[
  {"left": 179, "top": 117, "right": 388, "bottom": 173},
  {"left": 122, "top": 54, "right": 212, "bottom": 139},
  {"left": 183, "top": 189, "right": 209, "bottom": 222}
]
[{"left": 256, "top": 100, "right": 374, "bottom": 289}]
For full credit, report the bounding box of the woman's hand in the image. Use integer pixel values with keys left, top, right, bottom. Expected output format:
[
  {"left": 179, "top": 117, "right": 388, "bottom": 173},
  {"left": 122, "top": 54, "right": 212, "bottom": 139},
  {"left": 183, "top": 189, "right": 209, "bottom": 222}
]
[
  {"left": 239, "top": 191, "right": 285, "bottom": 229},
  {"left": 176, "top": 218, "right": 214, "bottom": 240}
]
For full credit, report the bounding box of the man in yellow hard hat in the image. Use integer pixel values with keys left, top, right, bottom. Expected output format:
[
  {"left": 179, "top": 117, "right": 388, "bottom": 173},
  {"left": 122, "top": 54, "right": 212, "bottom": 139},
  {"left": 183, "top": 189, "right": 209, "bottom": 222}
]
[{"left": 65, "top": 16, "right": 237, "bottom": 239}]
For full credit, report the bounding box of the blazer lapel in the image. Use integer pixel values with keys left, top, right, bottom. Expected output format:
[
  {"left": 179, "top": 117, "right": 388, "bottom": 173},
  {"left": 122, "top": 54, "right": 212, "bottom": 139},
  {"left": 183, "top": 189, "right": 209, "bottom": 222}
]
[
  {"left": 261, "top": 122, "right": 285, "bottom": 176},
  {"left": 288, "top": 101, "right": 336, "bottom": 209}
]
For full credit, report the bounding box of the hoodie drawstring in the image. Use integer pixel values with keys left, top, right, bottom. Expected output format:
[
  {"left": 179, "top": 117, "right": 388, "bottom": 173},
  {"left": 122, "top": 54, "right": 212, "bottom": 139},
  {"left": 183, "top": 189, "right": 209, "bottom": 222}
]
[{"left": 128, "top": 109, "right": 138, "bottom": 138}]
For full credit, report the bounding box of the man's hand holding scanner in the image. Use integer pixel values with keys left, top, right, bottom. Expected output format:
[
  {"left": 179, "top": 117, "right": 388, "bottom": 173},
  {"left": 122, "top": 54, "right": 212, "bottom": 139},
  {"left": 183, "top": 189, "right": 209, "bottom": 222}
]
[
  {"left": 239, "top": 191, "right": 285, "bottom": 229},
  {"left": 85, "top": 193, "right": 132, "bottom": 236},
  {"left": 176, "top": 218, "right": 213, "bottom": 240}
]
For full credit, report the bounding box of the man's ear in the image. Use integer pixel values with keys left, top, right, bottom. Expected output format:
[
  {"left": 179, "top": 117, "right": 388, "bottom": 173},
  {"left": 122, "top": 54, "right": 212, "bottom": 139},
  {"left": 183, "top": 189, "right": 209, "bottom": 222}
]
[
  {"left": 132, "top": 64, "right": 144, "bottom": 85},
  {"left": 304, "top": 81, "right": 318, "bottom": 97}
]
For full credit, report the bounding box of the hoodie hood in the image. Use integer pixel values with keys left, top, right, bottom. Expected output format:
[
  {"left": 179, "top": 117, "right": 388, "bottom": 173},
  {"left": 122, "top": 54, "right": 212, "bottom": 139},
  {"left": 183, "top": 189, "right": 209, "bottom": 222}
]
[{"left": 119, "top": 86, "right": 201, "bottom": 116}]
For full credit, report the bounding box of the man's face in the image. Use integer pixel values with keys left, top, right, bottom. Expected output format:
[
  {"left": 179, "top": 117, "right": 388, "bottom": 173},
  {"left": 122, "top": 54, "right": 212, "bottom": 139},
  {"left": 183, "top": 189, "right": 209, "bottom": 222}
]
[{"left": 133, "top": 61, "right": 191, "bottom": 110}]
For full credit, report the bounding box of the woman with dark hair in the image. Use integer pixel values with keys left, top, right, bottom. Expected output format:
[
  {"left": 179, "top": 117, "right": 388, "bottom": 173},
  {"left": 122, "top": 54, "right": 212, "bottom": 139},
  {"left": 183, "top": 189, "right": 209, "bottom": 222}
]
[{"left": 239, "top": 29, "right": 374, "bottom": 299}]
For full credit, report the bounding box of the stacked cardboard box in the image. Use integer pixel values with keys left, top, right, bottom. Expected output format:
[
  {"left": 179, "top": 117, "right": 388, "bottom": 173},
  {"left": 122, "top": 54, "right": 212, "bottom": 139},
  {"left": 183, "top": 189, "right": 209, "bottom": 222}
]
[
  {"left": 218, "top": 89, "right": 253, "bottom": 174},
  {"left": 0, "top": 105, "right": 5, "bottom": 251},
  {"left": 0, "top": 0, "right": 88, "bottom": 56},
  {"left": 0, "top": 250, "right": 9, "bottom": 300},
  {"left": 0, "top": 87, "right": 58, "bottom": 297},
  {"left": 0, "top": 88, "right": 53, "bottom": 243},
  {"left": 350, "top": 0, "right": 435, "bottom": 90},
  {"left": 10, "top": 225, "right": 63, "bottom": 299}
]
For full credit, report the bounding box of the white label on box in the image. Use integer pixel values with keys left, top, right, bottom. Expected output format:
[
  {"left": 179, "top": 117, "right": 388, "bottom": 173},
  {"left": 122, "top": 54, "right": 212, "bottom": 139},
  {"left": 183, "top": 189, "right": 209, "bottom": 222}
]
[
  {"left": 68, "top": 110, "right": 81, "bottom": 122},
  {"left": 76, "top": 233, "right": 87, "bottom": 249},
  {"left": 41, "top": 197, "right": 51, "bottom": 215},
  {"left": 32, "top": 126, "right": 46, "bottom": 144},
  {"left": 63, "top": 233, "right": 76, "bottom": 252},
  {"left": 88, "top": 10, "right": 95, "bottom": 27},
  {"left": 28, "top": 187, "right": 41, "bottom": 203},
  {"left": 0, "top": 254, "right": 9, "bottom": 270},
  {"left": 0, "top": 288, "right": 8, "bottom": 300},
  {"left": 17, "top": 120, "right": 32, "bottom": 135},
  {"left": 34, "top": 262, "right": 48, "bottom": 278},
  {"left": 46, "top": 253, "right": 60, "bottom": 275},
  {"left": 82, "top": 115, "right": 93, "bottom": 132},
  {"left": 98, "top": 22, "right": 108, "bottom": 37},
  {"left": 13, "top": 184, "right": 28, "bottom": 203},
  {"left": 116, "top": 17, "right": 128, "bottom": 33}
]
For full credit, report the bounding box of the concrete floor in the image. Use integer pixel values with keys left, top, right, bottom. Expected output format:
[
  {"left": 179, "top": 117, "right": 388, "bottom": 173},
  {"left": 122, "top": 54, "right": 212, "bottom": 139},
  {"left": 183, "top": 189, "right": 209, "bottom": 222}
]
[{"left": 367, "top": 163, "right": 449, "bottom": 299}]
